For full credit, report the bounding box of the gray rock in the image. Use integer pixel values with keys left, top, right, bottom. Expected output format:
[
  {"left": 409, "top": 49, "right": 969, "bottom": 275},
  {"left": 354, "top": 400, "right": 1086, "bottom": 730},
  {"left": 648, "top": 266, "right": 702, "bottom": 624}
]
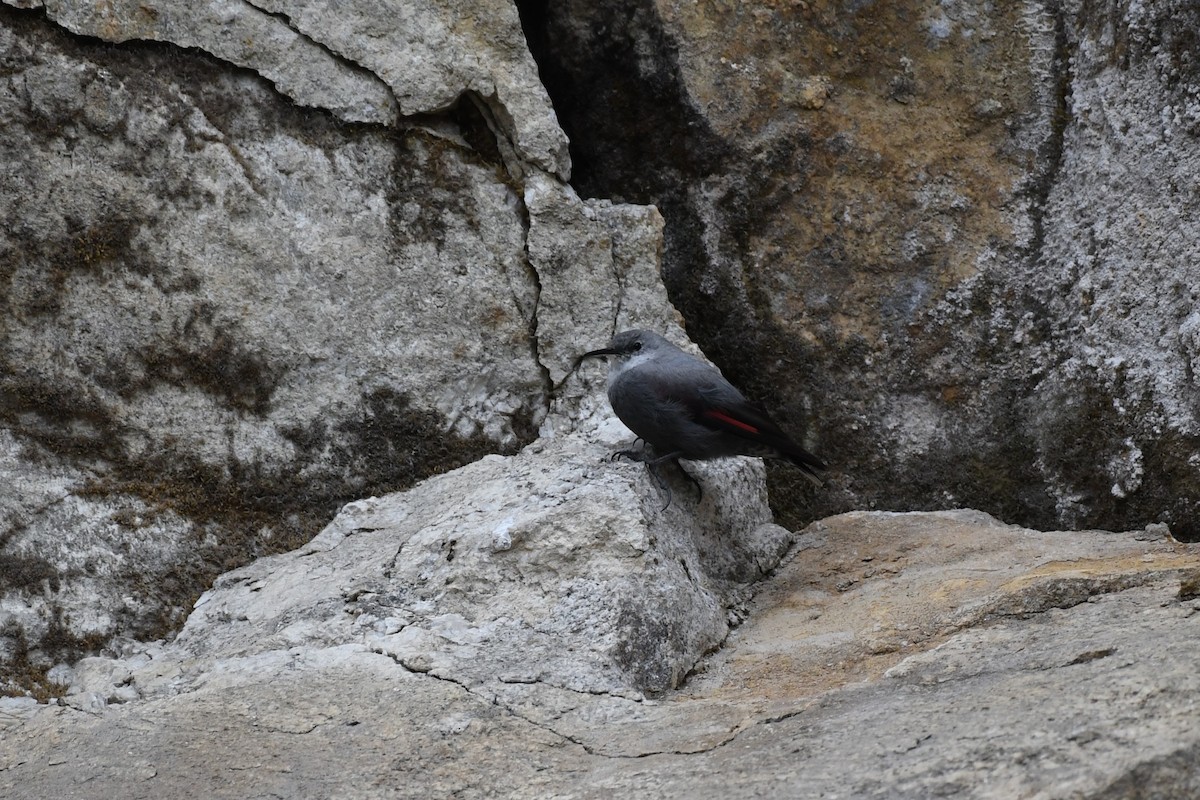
[
  {"left": 1, "top": 510, "right": 1197, "bottom": 798},
  {"left": 0, "top": 4, "right": 621, "bottom": 687},
  {"left": 12, "top": 0, "right": 570, "bottom": 176},
  {"left": 42, "top": 663, "right": 74, "bottom": 688},
  {"left": 24, "top": 0, "right": 398, "bottom": 126},
  {"left": 101, "top": 422, "right": 786, "bottom": 700},
  {"left": 523, "top": 0, "right": 1200, "bottom": 539}
]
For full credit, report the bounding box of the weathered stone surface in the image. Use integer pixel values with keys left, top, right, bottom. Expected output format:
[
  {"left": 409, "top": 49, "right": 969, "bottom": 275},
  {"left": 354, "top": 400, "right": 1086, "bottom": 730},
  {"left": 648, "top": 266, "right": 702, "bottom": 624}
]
[
  {"left": 1028, "top": 0, "right": 1200, "bottom": 530},
  {"left": 12, "top": 0, "right": 569, "bottom": 176},
  {"left": 2, "top": 511, "right": 1197, "bottom": 798},
  {"left": 523, "top": 0, "right": 1200, "bottom": 538},
  {"left": 18, "top": 0, "right": 398, "bottom": 125},
  {"left": 6, "top": 1, "right": 1200, "bottom": 796},
  {"left": 0, "top": 3, "right": 618, "bottom": 689},
  {"left": 91, "top": 425, "right": 784, "bottom": 697}
]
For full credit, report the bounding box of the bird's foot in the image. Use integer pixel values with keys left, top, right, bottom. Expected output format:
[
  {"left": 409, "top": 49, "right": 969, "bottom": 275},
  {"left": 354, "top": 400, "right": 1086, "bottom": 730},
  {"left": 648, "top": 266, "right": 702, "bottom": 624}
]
[
  {"left": 645, "top": 452, "right": 704, "bottom": 509},
  {"left": 609, "top": 438, "right": 648, "bottom": 463},
  {"left": 608, "top": 447, "right": 700, "bottom": 510},
  {"left": 645, "top": 461, "right": 675, "bottom": 511}
]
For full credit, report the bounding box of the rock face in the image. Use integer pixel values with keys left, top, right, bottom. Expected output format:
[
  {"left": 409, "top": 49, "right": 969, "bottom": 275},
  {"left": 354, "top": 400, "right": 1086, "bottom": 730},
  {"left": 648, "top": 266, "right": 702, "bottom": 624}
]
[
  {"left": 2, "top": 509, "right": 1197, "bottom": 798},
  {"left": 80, "top": 428, "right": 787, "bottom": 701},
  {"left": 0, "top": 2, "right": 643, "bottom": 691},
  {"left": 522, "top": 0, "right": 1200, "bottom": 538},
  {"left": 5, "top": 0, "right": 1200, "bottom": 795}
]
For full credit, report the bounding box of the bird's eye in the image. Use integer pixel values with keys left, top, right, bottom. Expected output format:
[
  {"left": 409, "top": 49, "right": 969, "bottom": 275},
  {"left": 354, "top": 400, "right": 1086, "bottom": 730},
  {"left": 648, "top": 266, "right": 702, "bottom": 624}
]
[{"left": 631, "top": 341, "right": 642, "bottom": 352}]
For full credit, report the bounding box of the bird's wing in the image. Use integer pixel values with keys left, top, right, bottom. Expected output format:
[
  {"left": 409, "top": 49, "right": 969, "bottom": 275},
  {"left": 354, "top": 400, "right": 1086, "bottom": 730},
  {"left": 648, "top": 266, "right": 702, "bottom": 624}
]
[
  {"left": 613, "top": 358, "right": 826, "bottom": 478},
  {"left": 649, "top": 361, "right": 772, "bottom": 434},
  {"left": 690, "top": 377, "right": 827, "bottom": 475},
  {"left": 693, "top": 382, "right": 784, "bottom": 434}
]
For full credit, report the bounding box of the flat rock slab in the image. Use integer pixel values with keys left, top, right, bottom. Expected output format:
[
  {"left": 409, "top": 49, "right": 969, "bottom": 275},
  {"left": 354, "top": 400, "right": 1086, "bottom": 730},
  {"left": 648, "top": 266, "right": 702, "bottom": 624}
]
[{"left": 2, "top": 509, "right": 1198, "bottom": 798}]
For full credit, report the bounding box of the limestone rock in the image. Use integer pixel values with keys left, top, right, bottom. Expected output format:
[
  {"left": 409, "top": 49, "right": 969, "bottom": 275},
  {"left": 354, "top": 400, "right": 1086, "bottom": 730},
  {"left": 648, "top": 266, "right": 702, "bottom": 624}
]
[
  {"left": 525, "top": 0, "right": 1200, "bottom": 538},
  {"left": 11, "top": 0, "right": 569, "bottom": 176},
  {"left": 2, "top": 511, "right": 1197, "bottom": 797},
  {"left": 0, "top": 4, "right": 628, "bottom": 688}
]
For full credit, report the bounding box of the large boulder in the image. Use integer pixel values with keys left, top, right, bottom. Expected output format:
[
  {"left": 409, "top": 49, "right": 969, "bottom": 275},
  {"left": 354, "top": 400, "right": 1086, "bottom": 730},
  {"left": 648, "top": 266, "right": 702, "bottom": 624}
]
[
  {"left": 0, "top": 1, "right": 638, "bottom": 690},
  {"left": 523, "top": 0, "right": 1200, "bottom": 538}
]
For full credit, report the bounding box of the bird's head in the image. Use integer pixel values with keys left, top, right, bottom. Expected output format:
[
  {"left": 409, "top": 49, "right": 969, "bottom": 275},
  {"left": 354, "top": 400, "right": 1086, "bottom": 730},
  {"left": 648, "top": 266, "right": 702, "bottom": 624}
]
[{"left": 577, "top": 329, "right": 666, "bottom": 368}]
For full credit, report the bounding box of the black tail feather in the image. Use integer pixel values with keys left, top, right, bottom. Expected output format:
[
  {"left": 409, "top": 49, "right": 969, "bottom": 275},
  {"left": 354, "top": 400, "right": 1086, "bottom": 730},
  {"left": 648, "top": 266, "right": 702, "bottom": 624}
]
[{"left": 775, "top": 440, "right": 826, "bottom": 486}]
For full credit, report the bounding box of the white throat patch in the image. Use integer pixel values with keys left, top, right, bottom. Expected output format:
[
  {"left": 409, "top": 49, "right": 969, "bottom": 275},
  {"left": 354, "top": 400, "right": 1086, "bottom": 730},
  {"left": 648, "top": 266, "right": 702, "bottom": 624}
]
[{"left": 607, "top": 350, "right": 656, "bottom": 388}]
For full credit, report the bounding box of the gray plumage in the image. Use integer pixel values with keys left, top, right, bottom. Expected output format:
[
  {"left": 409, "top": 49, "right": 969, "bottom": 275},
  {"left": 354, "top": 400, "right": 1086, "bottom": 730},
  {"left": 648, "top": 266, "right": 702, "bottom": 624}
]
[{"left": 578, "top": 329, "right": 824, "bottom": 503}]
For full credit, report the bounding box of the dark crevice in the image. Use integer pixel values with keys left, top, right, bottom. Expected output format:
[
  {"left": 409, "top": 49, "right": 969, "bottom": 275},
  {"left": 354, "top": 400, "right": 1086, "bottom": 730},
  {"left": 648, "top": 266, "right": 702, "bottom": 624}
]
[
  {"left": 513, "top": 0, "right": 736, "bottom": 340},
  {"left": 515, "top": 0, "right": 730, "bottom": 202},
  {"left": 447, "top": 93, "right": 509, "bottom": 170},
  {"left": 512, "top": 0, "right": 830, "bottom": 530},
  {"left": 1021, "top": 2, "right": 1074, "bottom": 267}
]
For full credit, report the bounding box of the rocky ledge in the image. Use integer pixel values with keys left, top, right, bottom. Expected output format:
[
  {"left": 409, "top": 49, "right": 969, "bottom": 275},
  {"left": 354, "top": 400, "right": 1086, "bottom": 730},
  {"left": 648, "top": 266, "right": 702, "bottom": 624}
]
[{"left": 1, "top": 443, "right": 1196, "bottom": 798}]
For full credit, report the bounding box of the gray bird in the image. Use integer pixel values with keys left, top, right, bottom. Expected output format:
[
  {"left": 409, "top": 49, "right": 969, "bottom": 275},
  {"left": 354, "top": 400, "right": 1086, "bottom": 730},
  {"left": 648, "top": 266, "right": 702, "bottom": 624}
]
[{"left": 578, "top": 329, "right": 825, "bottom": 506}]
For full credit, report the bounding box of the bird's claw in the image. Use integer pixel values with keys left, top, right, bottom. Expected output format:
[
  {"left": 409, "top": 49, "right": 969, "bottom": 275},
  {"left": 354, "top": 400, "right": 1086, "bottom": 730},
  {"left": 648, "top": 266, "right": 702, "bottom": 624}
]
[
  {"left": 646, "top": 462, "right": 674, "bottom": 511},
  {"left": 607, "top": 445, "right": 700, "bottom": 510}
]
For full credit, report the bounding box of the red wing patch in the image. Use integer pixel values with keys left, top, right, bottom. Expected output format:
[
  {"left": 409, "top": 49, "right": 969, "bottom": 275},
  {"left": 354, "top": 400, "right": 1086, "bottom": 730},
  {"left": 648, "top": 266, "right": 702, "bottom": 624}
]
[{"left": 704, "top": 409, "right": 759, "bottom": 434}]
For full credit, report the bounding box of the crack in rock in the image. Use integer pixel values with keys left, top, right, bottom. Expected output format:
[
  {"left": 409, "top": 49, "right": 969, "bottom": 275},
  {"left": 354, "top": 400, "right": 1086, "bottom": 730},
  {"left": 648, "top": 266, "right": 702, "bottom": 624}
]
[
  {"left": 20, "top": 0, "right": 399, "bottom": 124},
  {"left": 496, "top": 675, "right": 645, "bottom": 703},
  {"left": 511, "top": 186, "right": 554, "bottom": 416},
  {"left": 372, "top": 645, "right": 751, "bottom": 759},
  {"left": 370, "top": 645, "right": 600, "bottom": 754},
  {"left": 239, "top": 0, "right": 391, "bottom": 94}
]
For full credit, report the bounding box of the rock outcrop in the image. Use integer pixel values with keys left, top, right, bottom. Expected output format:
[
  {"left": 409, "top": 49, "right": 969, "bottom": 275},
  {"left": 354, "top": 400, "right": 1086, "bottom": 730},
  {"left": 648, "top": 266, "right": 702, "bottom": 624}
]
[
  {"left": 0, "top": 1, "right": 636, "bottom": 684},
  {"left": 2, "top": 508, "right": 1197, "bottom": 798},
  {"left": 5, "top": 0, "right": 1200, "bottom": 796},
  {"left": 524, "top": 0, "right": 1200, "bottom": 537}
]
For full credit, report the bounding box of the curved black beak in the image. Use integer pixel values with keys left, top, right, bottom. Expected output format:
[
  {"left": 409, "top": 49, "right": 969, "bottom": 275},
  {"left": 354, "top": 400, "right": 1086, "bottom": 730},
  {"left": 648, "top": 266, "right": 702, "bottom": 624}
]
[{"left": 572, "top": 346, "right": 619, "bottom": 372}]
